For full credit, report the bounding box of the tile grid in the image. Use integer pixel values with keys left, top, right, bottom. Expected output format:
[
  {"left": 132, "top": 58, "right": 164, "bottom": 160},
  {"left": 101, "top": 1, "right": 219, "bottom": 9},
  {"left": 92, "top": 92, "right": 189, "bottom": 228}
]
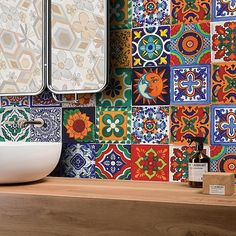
[{"left": 0, "top": 0, "right": 236, "bottom": 180}]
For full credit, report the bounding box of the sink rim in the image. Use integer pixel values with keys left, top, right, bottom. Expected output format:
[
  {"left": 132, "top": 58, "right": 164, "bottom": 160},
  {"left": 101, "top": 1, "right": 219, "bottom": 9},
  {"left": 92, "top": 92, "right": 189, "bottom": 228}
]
[{"left": 0, "top": 142, "right": 62, "bottom": 147}]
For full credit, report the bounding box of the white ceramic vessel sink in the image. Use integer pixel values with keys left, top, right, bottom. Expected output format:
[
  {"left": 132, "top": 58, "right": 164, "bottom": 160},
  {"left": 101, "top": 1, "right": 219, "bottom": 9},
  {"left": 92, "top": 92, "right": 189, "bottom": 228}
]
[{"left": 0, "top": 142, "right": 62, "bottom": 184}]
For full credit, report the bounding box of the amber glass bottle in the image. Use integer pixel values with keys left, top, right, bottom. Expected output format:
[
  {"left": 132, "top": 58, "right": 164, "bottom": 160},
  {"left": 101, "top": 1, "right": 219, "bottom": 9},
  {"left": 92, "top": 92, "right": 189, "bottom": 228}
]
[{"left": 188, "top": 137, "right": 210, "bottom": 188}]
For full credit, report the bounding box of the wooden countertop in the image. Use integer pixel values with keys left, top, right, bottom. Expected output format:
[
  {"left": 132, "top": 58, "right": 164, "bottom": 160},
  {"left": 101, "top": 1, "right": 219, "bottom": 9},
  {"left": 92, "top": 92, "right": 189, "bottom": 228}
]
[
  {"left": 0, "top": 178, "right": 235, "bottom": 236},
  {"left": 0, "top": 177, "right": 235, "bottom": 207}
]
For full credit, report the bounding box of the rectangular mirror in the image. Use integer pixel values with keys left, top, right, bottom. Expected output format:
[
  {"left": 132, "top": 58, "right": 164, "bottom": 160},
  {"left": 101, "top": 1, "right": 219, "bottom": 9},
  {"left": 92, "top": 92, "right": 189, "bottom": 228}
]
[
  {"left": 0, "top": 0, "right": 45, "bottom": 96},
  {"left": 48, "top": 0, "right": 108, "bottom": 94}
]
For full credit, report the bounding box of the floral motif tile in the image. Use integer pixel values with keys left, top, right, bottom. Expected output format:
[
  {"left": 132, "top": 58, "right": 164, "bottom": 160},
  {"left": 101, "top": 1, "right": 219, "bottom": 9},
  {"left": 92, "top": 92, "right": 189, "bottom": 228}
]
[
  {"left": 62, "top": 94, "right": 96, "bottom": 108},
  {"left": 0, "top": 108, "right": 30, "bottom": 142},
  {"left": 132, "top": 66, "right": 170, "bottom": 105},
  {"left": 1, "top": 96, "right": 29, "bottom": 107},
  {"left": 63, "top": 108, "right": 95, "bottom": 143},
  {"left": 132, "top": 106, "right": 169, "bottom": 144},
  {"left": 60, "top": 143, "right": 96, "bottom": 178},
  {"left": 211, "top": 21, "right": 236, "bottom": 62},
  {"left": 132, "top": 26, "right": 170, "bottom": 67},
  {"left": 132, "top": 0, "right": 170, "bottom": 27},
  {"left": 170, "top": 106, "right": 210, "bottom": 145},
  {"left": 96, "top": 144, "right": 131, "bottom": 179},
  {"left": 170, "top": 23, "right": 211, "bottom": 65},
  {"left": 213, "top": 0, "right": 236, "bottom": 21},
  {"left": 169, "top": 145, "right": 210, "bottom": 182},
  {"left": 30, "top": 89, "right": 61, "bottom": 107},
  {"left": 211, "top": 105, "right": 236, "bottom": 145},
  {"left": 170, "top": 65, "right": 210, "bottom": 104},
  {"left": 210, "top": 146, "right": 236, "bottom": 176},
  {"left": 96, "top": 68, "right": 132, "bottom": 107},
  {"left": 111, "top": 29, "right": 132, "bottom": 68},
  {"left": 30, "top": 108, "right": 61, "bottom": 142},
  {"left": 111, "top": 0, "right": 132, "bottom": 29},
  {"left": 96, "top": 107, "right": 131, "bottom": 143},
  {"left": 131, "top": 144, "right": 169, "bottom": 181},
  {"left": 211, "top": 63, "right": 236, "bottom": 104},
  {"left": 171, "top": 0, "right": 211, "bottom": 24}
]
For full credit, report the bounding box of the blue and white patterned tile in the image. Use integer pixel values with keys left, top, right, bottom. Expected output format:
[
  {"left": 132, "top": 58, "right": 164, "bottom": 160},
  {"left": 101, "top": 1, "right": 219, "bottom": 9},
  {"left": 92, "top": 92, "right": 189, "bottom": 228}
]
[
  {"left": 211, "top": 105, "right": 236, "bottom": 145},
  {"left": 1, "top": 96, "right": 29, "bottom": 108},
  {"left": 170, "top": 65, "right": 210, "bottom": 105},
  {"left": 0, "top": 108, "right": 30, "bottom": 142},
  {"left": 60, "top": 143, "right": 96, "bottom": 178},
  {"left": 213, "top": 0, "right": 236, "bottom": 21},
  {"left": 30, "top": 108, "right": 62, "bottom": 142}
]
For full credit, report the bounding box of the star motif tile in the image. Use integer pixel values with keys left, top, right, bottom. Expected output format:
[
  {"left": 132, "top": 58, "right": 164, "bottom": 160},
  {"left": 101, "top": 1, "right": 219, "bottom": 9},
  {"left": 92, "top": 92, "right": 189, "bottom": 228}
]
[
  {"left": 0, "top": 108, "right": 30, "bottom": 142},
  {"left": 131, "top": 144, "right": 169, "bottom": 181},
  {"left": 211, "top": 21, "right": 236, "bottom": 62},
  {"left": 170, "top": 23, "right": 211, "bottom": 65},
  {"left": 111, "top": 29, "right": 132, "bottom": 68},
  {"left": 170, "top": 64, "right": 210, "bottom": 104},
  {"left": 211, "top": 62, "right": 236, "bottom": 104},
  {"left": 60, "top": 143, "right": 96, "bottom": 178},
  {"left": 132, "top": 66, "right": 170, "bottom": 105},
  {"left": 30, "top": 108, "right": 61, "bottom": 142},
  {"left": 63, "top": 107, "right": 95, "bottom": 143},
  {"left": 96, "top": 144, "right": 131, "bottom": 179},
  {"left": 171, "top": 0, "right": 211, "bottom": 24},
  {"left": 97, "top": 68, "right": 132, "bottom": 107},
  {"left": 211, "top": 105, "right": 236, "bottom": 145},
  {"left": 213, "top": 0, "right": 236, "bottom": 21},
  {"left": 110, "top": 0, "right": 132, "bottom": 29},
  {"left": 210, "top": 145, "right": 236, "bottom": 176},
  {"left": 96, "top": 107, "right": 131, "bottom": 144},
  {"left": 132, "top": 26, "right": 170, "bottom": 68},
  {"left": 132, "top": 106, "right": 169, "bottom": 144},
  {"left": 132, "top": 0, "right": 170, "bottom": 27},
  {"left": 170, "top": 106, "right": 210, "bottom": 145}
]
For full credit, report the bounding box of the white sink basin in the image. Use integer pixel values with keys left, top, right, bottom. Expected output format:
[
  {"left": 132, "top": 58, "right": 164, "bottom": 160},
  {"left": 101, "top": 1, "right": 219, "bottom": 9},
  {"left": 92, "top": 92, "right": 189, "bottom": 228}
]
[{"left": 0, "top": 142, "right": 62, "bottom": 184}]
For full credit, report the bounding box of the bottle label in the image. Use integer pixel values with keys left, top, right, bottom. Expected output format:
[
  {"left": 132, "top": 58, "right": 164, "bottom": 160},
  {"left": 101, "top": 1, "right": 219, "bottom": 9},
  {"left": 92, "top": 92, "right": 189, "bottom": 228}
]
[
  {"left": 209, "top": 185, "right": 225, "bottom": 195},
  {"left": 188, "top": 163, "right": 208, "bottom": 182}
]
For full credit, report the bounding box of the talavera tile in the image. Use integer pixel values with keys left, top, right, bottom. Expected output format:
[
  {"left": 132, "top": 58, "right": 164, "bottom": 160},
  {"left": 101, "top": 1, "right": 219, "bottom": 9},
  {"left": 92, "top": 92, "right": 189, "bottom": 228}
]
[
  {"left": 110, "top": 0, "right": 132, "bottom": 29},
  {"left": 60, "top": 143, "right": 96, "bottom": 178},
  {"left": 171, "top": 0, "right": 211, "bottom": 24},
  {"left": 213, "top": 0, "right": 236, "bottom": 21},
  {"left": 132, "top": 106, "right": 169, "bottom": 144},
  {"left": 132, "top": 26, "right": 170, "bottom": 67},
  {"left": 96, "top": 68, "right": 132, "bottom": 107},
  {"left": 170, "top": 23, "right": 211, "bottom": 65},
  {"left": 169, "top": 145, "right": 210, "bottom": 182},
  {"left": 132, "top": 0, "right": 170, "bottom": 27},
  {"left": 1, "top": 96, "right": 29, "bottom": 107},
  {"left": 210, "top": 146, "right": 236, "bottom": 177},
  {"left": 96, "top": 144, "right": 131, "bottom": 180},
  {"left": 62, "top": 94, "right": 96, "bottom": 108},
  {"left": 211, "top": 21, "right": 236, "bottom": 62},
  {"left": 132, "top": 66, "right": 170, "bottom": 105},
  {"left": 96, "top": 107, "right": 131, "bottom": 144},
  {"left": 131, "top": 144, "right": 169, "bottom": 181},
  {"left": 170, "top": 65, "right": 210, "bottom": 104},
  {"left": 110, "top": 29, "right": 132, "bottom": 68},
  {"left": 170, "top": 106, "right": 210, "bottom": 145},
  {"left": 0, "top": 108, "right": 30, "bottom": 142},
  {"left": 211, "top": 62, "right": 236, "bottom": 104},
  {"left": 30, "top": 108, "right": 62, "bottom": 142},
  {"left": 63, "top": 107, "right": 95, "bottom": 143},
  {"left": 211, "top": 105, "right": 236, "bottom": 145}
]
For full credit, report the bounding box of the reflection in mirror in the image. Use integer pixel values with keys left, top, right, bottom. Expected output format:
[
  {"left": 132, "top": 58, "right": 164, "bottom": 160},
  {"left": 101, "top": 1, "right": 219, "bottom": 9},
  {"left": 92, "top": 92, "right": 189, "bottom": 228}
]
[
  {"left": 0, "top": 0, "right": 45, "bottom": 96},
  {"left": 48, "top": 0, "right": 108, "bottom": 94}
]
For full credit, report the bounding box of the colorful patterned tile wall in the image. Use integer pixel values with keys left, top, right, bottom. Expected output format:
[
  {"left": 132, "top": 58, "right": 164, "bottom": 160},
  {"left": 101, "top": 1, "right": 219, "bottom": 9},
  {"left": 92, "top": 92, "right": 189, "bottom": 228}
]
[{"left": 0, "top": 0, "right": 236, "bottom": 181}]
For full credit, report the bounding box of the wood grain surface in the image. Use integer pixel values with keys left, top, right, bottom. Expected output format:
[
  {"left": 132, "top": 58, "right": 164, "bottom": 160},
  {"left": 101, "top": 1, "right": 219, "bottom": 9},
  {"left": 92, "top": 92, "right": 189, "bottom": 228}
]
[{"left": 0, "top": 177, "right": 235, "bottom": 236}]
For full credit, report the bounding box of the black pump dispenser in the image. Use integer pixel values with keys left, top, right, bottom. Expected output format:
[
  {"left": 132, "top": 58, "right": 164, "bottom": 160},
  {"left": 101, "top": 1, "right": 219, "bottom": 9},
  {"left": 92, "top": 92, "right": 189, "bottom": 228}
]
[{"left": 188, "top": 137, "right": 210, "bottom": 188}]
